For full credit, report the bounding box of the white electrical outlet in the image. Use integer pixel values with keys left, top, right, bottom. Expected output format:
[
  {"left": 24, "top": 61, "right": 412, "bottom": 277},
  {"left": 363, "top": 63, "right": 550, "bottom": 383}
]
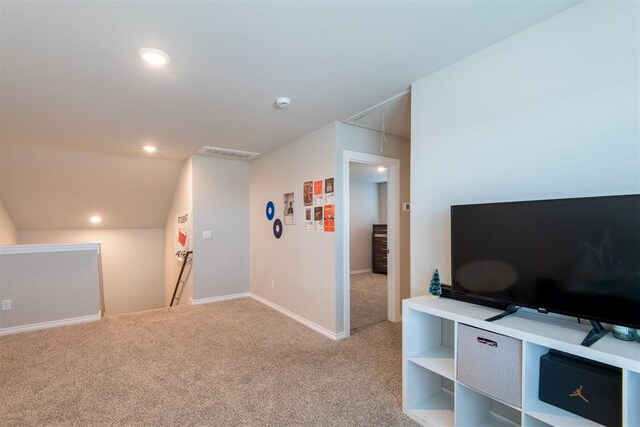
[
  {"left": 271, "top": 279, "right": 275, "bottom": 289},
  {"left": 202, "top": 230, "right": 213, "bottom": 240},
  {"left": 2, "top": 299, "right": 11, "bottom": 311}
]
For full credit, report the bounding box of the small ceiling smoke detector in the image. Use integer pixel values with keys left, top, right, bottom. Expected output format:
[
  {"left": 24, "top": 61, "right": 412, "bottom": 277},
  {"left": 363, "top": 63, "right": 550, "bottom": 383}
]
[
  {"left": 275, "top": 97, "right": 291, "bottom": 109},
  {"left": 138, "top": 48, "right": 171, "bottom": 66}
]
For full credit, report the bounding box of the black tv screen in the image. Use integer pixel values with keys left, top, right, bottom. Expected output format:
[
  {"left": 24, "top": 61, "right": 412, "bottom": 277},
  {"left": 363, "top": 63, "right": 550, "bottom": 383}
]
[{"left": 451, "top": 194, "right": 640, "bottom": 329}]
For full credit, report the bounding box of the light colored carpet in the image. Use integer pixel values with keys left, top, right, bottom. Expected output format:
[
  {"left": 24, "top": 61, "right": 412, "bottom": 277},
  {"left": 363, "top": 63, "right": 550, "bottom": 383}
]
[
  {"left": 350, "top": 272, "right": 388, "bottom": 332},
  {"left": 0, "top": 298, "right": 415, "bottom": 426}
]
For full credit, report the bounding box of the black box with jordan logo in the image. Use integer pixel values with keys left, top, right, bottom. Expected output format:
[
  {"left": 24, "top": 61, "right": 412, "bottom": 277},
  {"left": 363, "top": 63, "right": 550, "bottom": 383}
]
[{"left": 539, "top": 349, "right": 622, "bottom": 426}]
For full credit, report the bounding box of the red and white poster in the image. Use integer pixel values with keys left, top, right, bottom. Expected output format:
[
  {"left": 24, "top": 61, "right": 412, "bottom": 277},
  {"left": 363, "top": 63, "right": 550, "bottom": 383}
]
[
  {"left": 324, "top": 204, "right": 335, "bottom": 232},
  {"left": 174, "top": 210, "right": 192, "bottom": 261},
  {"left": 313, "top": 179, "right": 324, "bottom": 206}
]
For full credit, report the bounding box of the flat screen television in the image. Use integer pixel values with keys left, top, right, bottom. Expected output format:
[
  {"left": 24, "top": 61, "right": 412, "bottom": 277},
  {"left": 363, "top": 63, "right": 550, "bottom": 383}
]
[{"left": 451, "top": 194, "right": 640, "bottom": 344}]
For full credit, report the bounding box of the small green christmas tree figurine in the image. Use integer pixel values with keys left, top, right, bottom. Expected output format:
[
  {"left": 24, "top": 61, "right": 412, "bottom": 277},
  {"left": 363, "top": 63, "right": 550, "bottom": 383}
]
[{"left": 428, "top": 268, "right": 442, "bottom": 298}]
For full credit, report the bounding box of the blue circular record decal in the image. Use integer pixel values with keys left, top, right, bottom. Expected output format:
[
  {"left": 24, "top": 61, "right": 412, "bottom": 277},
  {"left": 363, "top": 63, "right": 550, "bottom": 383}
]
[
  {"left": 273, "top": 218, "right": 283, "bottom": 239},
  {"left": 266, "top": 201, "right": 275, "bottom": 220}
]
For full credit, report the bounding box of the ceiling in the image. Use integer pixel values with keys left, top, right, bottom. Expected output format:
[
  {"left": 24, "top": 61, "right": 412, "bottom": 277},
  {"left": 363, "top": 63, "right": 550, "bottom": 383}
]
[
  {"left": 1, "top": 143, "right": 182, "bottom": 230},
  {"left": 350, "top": 162, "right": 388, "bottom": 184},
  {"left": 0, "top": 0, "right": 580, "bottom": 160}
]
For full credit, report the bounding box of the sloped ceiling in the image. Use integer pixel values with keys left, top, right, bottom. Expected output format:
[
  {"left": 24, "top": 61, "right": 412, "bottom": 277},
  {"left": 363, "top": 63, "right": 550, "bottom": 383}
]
[
  {"left": 0, "top": 1, "right": 580, "bottom": 160},
  {"left": 1, "top": 143, "right": 182, "bottom": 230},
  {"left": 0, "top": 1, "right": 581, "bottom": 230}
]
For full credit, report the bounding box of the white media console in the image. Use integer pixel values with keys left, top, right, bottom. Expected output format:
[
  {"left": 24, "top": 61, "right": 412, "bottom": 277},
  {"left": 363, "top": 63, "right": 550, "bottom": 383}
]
[{"left": 402, "top": 296, "right": 640, "bottom": 427}]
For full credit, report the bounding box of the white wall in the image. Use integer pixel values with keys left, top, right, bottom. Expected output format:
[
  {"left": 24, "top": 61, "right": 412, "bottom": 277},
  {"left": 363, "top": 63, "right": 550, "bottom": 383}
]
[
  {"left": 164, "top": 158, "right": 193, "bottom": 306},
  {"left": 250, "top": 123, "right": 337, "bottom": 333},
  {"left": 0, "top": 201, "right": 17, "bottom": 246},
  {"left": 191, "top": 155, "right": 249, "bottom": 300},
  {"left": 349, "top": 178, "right": 379, "bottom": 273},
  {"left": 410, "top": 1, "right": 640, "bottom": 296},
  {"left": 0, "top": 143, "right": 17, "bottom": 246},
  {"left": 249, "top": 122, "right": 409, "bottom": 336},
  {"left": 0, "top": 245, "right": 101, "bottom": 330},
  {"left": 18, "top": 229, "right": 165, "bottom": 315}
]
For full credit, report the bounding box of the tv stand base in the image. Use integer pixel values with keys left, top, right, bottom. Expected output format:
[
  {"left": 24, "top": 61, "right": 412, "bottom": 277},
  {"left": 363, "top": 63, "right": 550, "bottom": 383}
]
[
  {"left": 581, "top": 320, "right": 609, "bottom": 347},
  {"left": 485, "top": 304, "right": 521, "bottom": 322}
]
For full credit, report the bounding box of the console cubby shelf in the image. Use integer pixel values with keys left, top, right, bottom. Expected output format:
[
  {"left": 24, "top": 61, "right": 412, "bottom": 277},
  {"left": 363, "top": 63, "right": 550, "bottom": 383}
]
[
  {"left": 405, "top": 357, "right": 455, "bottom": 426},
  {"left": 409, "top": 346, "right": 455, "bottom": 380},
  {"left": 456, "top": 383, "right": 521, "bottom": 427},
  {"left": 403, "top": 296, "right": 640, "bottom": 427}
]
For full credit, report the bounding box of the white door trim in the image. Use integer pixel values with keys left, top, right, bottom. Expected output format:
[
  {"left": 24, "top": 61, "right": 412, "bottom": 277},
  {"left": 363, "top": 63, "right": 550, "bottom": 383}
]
[{"left": 343, "top": 150, "right": 401, "bottom": 338}]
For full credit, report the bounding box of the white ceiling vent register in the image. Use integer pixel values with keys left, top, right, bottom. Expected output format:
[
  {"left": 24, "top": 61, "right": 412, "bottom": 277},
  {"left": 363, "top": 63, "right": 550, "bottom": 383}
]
[{"left": 197, "top": 146, "right": 260, "bottom": 160}]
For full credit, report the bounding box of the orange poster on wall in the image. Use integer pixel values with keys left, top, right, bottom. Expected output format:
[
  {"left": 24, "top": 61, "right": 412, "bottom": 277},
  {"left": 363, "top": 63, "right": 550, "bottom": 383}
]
[
  {"left": 324, "top": 204, "right": 335, "bottom": 232},
  {"left": 313, "top": 179, "right": 324, "bottom": 205}
]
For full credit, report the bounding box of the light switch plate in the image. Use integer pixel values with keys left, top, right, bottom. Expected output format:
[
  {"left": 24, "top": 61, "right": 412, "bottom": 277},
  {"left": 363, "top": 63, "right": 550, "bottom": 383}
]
[{"left": 202, "top": 230, "right": 213, "bottom": 240}]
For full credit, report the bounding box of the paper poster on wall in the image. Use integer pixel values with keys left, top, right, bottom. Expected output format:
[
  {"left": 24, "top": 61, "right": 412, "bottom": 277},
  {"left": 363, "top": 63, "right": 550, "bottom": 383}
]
[
  {"left": 283, "top": 192, "right": 295, "bottom": 225},
  {"left": 303, "top": 181, "right": 313, "bottom": 206},
  {"left": 305, "top": 208, "right": 313, "bottom": 231},
  {"left": 313, "top": 180, "right": 324, "bottom": 206},
  {"left": 174, "top": 210, "right": 192, "bottom": 261},
  {"left": 324, "top": 177, "right": 335, "bottom": 204},
  {"left": 314, "top": 206, "right": 323, "bottom": 231},
  {"left": 324, "top": 204, "right": 335, "bottom": 232}
]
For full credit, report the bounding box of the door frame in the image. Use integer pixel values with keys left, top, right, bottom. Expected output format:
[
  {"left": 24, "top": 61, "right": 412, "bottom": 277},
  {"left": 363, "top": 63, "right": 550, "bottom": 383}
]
[{"left": 342, "top": 150, "right": 401, "bottom": 337}]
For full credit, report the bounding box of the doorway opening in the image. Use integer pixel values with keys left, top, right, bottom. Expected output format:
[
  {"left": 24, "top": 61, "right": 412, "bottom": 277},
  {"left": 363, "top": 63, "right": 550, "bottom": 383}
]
[{"left": 343, "top": 151, "right": 400, "bottom": 337}]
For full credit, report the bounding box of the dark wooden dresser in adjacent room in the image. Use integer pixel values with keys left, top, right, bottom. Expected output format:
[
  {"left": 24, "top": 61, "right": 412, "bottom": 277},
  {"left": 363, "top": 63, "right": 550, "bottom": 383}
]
[{"left": 372, "top": 224, "right": 388, "bottom": 275}]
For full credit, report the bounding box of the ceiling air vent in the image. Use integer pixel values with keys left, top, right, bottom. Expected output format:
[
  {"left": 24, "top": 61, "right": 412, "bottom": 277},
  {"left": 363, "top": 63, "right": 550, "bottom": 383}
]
[{"left": 197, "top": 146, "right": 260, "bottom": 160}]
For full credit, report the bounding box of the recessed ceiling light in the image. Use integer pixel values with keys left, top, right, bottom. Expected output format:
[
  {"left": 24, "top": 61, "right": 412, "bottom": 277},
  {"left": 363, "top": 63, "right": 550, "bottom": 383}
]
[
  {"left": 138, "top": 48, "right": 171, "bottom": 66},
  {"left": 377, "top": 166, "right": 387, "bottom": 172},
  {"left": 90, "top": 215, "right": 102, "bottom": 224},
  {"left": 143, "top": 145, "right": 157, "bottom": 153}
]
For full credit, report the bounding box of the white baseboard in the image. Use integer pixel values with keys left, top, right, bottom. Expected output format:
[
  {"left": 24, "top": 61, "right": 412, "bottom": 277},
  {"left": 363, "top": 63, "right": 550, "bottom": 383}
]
[
  {"left": 334, "top": 330, "right": 348, "bottom": 340},
  {"left": 190, "top": 292, "right": 250, "bottom": 305},
  {"left": 0, "top": 313, "right": 101, "bottom": 336},
  {"left": 350, "top": 269, "right": 372, "bottom": 275},
  {"left": 249, "top": 293, "right": 346, "bottom": 341}
]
